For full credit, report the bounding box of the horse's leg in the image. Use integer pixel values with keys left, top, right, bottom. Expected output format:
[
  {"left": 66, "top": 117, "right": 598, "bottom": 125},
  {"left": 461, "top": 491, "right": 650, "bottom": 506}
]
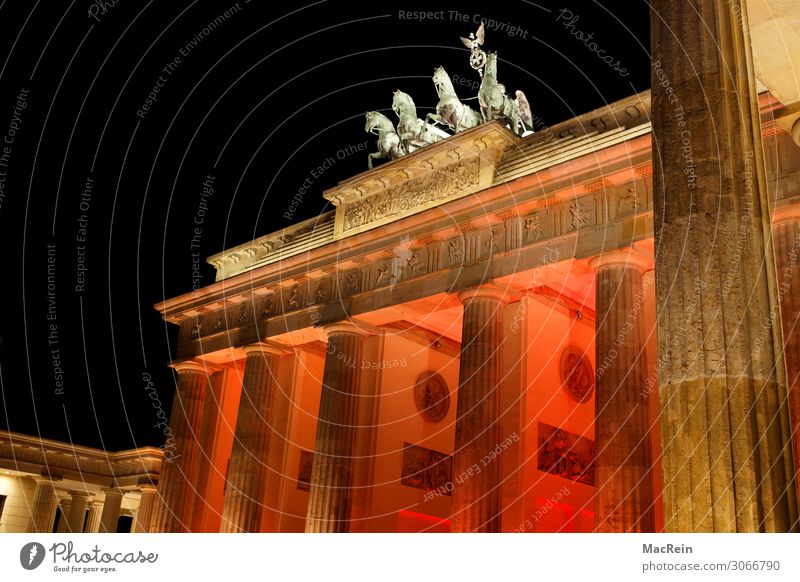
[
  {"left": 426, "top": 112, "right": 447, "bottom": 127},
  {"left": 368, "top": 151, "right": 383, "bottom": 169}
]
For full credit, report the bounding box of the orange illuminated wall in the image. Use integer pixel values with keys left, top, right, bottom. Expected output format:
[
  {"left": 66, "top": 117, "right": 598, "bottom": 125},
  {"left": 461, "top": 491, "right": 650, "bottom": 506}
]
[
  {"left": 368, "top": 329, "right": 460, "bottom": 532},
  {"left": 397, "top": 510, "right": 451, "bottom": 533},
  {"left": 520, "top": 293, "right": 596, "bottom": 533}
]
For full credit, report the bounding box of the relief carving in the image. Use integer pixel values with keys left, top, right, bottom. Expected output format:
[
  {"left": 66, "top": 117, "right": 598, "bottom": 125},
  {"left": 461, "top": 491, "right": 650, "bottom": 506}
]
[
  {"left": 405, "top": 252, "right": 425, "bottom": 278},
  {"left": 617, "top": 186, "right": 640, "bottom": 214},
  {"left": 413, "top": 371, "right": 450, "bottom": 422},
  {"left": 344, "top": 270, "right": 361, "bottom": 294},
  {"left": 312, "top": 278, "right": 332, "bottom": 304},
  {"left": 287, "top": 285, "right": 300, "bottom": 309},
  {"left": 400, "top": 443, "right": 452, "bottom": 494},
  {"left": 569, "top": 199, "right": 593, "bottom": 230},
  {"left": 560, "top": 347, "right": 594, "bottom": 403},
  {"left": 525, "top": 213, "right": 545, "bottom": 241},
  {"left": 484, "top": 227, "right": 504, "bottom": 255},
  {"left": 261, "top": 294, "right": 276, "bottom": 318},
  {"left": 537, "top": 422, "right": 595, "bottom": 486},
  {"left": 342, "top": 157, "right": 481, "bottom": 233},
  {"left": 375, "top": 263, "right": 393, "bottom": 287},
  {"left": 448, "top": 238, "right": 463, "bottom": 264}
]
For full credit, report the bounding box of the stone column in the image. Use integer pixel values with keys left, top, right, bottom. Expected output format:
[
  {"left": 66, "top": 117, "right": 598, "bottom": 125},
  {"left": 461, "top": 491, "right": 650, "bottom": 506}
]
[
  {"left": 133, "top": 485, "right": 158, "bottom": 533},
  {"left": 85, "top": 502, "right": 102, "bottom": 533},
  {"left": 66, "top": 492, "right": 92, "bottom": 533},
  {"left": 305, "top": 322, "right": 368, "bottom": 533},
  {"left": 27, "top": 478, "right": 59, "bottom": 533},
  {"left": 99, "top": 488, "right": 124, "bottom": 533},
  {"left": 56, "top": 499, "right": 71, "bottom": 532},
  {"left": 151, "top": 361, "right": 213, "bottom": 532},
  {"left": 592, "top": 250, "right": 655, "bottom": 532},
  {"left": 652, "top": 0, "right": 798, "bottom": 531},
  {"left": 773, "top": 204, "right": 800, "bottom": 491},
  {"left": 221, "top": 343, "right": 286, "bottom": 532},
  {"left": 451, "top": 285, "right": 509, "bottom": 533}
]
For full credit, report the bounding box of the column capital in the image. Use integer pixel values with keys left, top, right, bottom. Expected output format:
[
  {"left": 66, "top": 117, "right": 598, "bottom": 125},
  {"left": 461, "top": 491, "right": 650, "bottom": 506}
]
[
  {"left": 792, "top": 117, "right": 800, "bottom": 148},
  {"left": 456, "top": 284, "right": 514, "bottom": 305},
  {"left": 170, "top": 360, "right": 218, "bottom": 375},
  {"left": 772, "top": 203, "right": 800, "bottom": 225},
  {"left": 101, "top": 487, "right": 124, "bottom": 498},
  {"left": 243, "top": 342, "right": 290, "bottom": 357},
  {"left": 589, "top": 247, "right": 653, "bottom": 273},
  {"left": 137, "top": 483, "right": 158, "bottom": 494},
  {"left": 68, "top": 490, "right": 93, "bottom": 500}
]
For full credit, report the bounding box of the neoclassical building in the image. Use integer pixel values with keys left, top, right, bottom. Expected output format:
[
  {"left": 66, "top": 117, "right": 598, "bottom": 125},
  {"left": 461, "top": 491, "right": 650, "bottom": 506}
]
[
  {"left": 0, "top": 431, "right": 162, "bottom": 533},
  {"left": 150, "top": 2, "right": 800, "bottom": 532}
]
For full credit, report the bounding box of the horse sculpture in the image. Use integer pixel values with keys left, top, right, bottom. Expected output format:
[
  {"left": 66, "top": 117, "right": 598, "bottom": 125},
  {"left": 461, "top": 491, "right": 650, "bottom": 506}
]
[
  {"left": 392, "top": 90, "right": 447, "bottom": 153},
  {"left": 365, "top": 111, "right": 405, "bottom": 169},
  {"left": 478, "top": 52, "right": 533, "bottom": 136},
  {"left": 426, "top": 67, "right": 483, "bottom": 133}
]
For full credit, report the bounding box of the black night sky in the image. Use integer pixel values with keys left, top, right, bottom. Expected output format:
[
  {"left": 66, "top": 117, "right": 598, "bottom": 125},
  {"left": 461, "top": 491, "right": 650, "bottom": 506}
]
[{"left": 0, "top": 1, "right": 650, "bottom": 451}]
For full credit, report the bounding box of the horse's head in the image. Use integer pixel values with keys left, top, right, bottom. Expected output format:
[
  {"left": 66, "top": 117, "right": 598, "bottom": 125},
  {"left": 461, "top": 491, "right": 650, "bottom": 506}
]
[
  {"left": 392, "top": 90, "right": 415, "bottom": 115},
  {"left": 365, "top": 111, "right": 392, "bottom": 133},
  {"left": 432, "top": 67, "right": 454, "bottom": 95}
]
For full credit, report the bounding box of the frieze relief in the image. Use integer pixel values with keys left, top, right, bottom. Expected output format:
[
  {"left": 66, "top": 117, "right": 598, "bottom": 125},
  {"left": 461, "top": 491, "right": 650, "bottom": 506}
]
[
  {"left": 341, "top": 156, "right": 481, "bottom": 235},
  {"left": 524, "top": 211, "right": 547, "bottom": 242}
]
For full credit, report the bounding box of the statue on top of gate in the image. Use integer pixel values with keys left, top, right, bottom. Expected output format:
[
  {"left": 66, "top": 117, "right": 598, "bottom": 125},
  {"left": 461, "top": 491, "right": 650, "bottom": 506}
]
[{"left": 365, "top": 22, "right": 535, "bottom": 168}]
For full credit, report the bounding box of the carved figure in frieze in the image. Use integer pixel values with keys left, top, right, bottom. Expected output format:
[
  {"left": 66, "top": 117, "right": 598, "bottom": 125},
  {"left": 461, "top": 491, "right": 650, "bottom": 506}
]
[
  {"left": 569, "top": 200, "right": 593, "bottom": 230},
  {"left": 314, "top": 278, "right": 331, "bottom": 304},
  {"left": 448, "top": 238, "right": 463, "bottom": 264},
  {"left": 525, "top": 214, "right": 545, "bottom": 241},
  {"left": 190, "top": 321, "right": 202, "bottom": 339},
  {"left": 406, "top": 253, "right": 425, "bottom": 278},
  {"left": 617, "top": 187, "right": 640, "bottom": 214},
  {"left": 485, "top": 227, "right": 504, "bottom": 254},
  {"left": 345, "top": 271, "right": 360, "bottom": 294},
  {"left": 375, "top": 263, "right": 392, "bottom": 286},
  {"left": 287, "top": 285, "right": 300, "bottom": 309},
  {"left": 261, "top": 295, "right": 275, "bottom": 318},
  {"left": 212, "top": 315, "right": 224, "bottom": 333}
]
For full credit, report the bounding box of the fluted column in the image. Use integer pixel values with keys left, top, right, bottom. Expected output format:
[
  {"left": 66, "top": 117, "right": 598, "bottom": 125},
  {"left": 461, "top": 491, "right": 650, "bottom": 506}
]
[
  {"left": 99, "top": 488, "right": 124, "bottom": 533},
  {"left": 773, "top": 205, "right": 800, "bottom": 492},
  {"left": 56, "top": 499, "right": 71, "bottom": 532},
  {"left": 451, "top": 285, "right": 509, "bottom": 532},
  {"left": 305, "top": 322, "right": 369, "bottom": 532},
  {"left": 133, "top": 485, "right": 158, "bottom": 533},
  {"left": 221, "top": 343, "right": 287, "bottom": 532},
  {"left": 85, "top": 501, "right": 102, "bottom": 533},
  {"left": 592, "top": 250, "right": 655, "bottom": 532},
  {"left": 652, "top": 0, "right": 798, "bottom": 531},
  {"left": 152, "top": 361, "right": 213, "bottom": 532},
  {"left": 66, "top": 492, "right": 92, "bottom": 533},
  {"left": 27, "top": 478, "right": 59, "bottom": 533}
]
